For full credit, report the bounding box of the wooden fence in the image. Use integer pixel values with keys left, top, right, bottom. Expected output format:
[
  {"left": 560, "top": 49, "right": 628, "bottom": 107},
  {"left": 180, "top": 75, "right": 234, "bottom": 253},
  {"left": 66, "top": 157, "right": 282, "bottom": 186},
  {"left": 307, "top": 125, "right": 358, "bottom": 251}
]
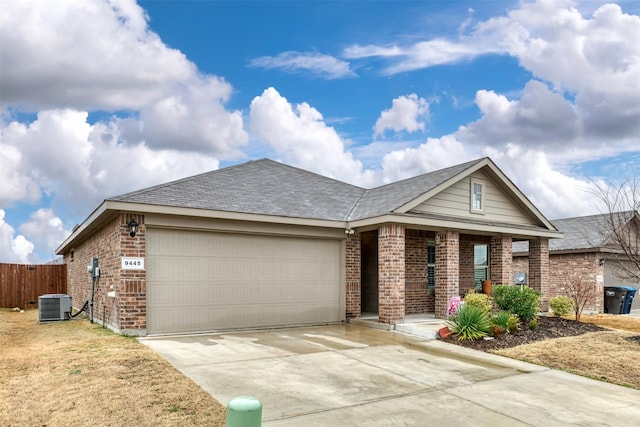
[{"left": 0, "top": 263, "right": 67, "bottom": 308}]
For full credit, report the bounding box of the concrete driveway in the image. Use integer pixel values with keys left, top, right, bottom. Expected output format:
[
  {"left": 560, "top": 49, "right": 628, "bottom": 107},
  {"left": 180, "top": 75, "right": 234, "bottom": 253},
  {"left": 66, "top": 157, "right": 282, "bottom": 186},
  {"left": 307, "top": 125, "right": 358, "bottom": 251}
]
[{"left": 140, "top": 324, "right": 640, "bottom": 426}]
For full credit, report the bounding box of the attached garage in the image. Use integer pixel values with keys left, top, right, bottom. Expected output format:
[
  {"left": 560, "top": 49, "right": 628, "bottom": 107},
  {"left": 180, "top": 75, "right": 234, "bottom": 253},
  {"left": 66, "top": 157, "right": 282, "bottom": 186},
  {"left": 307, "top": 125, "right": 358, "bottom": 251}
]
[
  {"left": 57, "top": 157, "right": 561, "bottom": 336},
  {"left": 146, "top": 228, "right": 343, "bottom": 335}
]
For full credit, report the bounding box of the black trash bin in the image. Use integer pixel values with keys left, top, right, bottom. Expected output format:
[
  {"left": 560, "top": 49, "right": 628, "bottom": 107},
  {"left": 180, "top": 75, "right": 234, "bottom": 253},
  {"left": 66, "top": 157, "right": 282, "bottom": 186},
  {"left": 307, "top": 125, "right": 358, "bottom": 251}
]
[
  {"left": 604, "top": 286, "right": 627, "bottom": 314},
  {"left": 619, "top": 286, "right": 637, "bottom": 314}
]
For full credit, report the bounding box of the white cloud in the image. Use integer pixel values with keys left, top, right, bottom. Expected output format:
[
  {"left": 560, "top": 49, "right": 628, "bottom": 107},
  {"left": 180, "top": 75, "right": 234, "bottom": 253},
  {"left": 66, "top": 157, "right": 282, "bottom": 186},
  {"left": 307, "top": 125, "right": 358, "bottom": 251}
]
[
  {"left": 379, "top": 136, "right": 475, "bottom": 183},
  {"left": 0, "top": 131, "right": 41, "bottom": 207},
  {"left": 486, "top": 145, "right": 603, "bottom": 219},
  {"left": 249, "top": 87, "right": 374, "bottom": 186},
  {"left": 19, "top": 209, "right": 70, "bottom": 261},
  {"left": 0, "top": 0, "right": 193, "bottom": 111},
  {"left": 122, "top": 76, "right": 248, "bottom": 155},
  {"left": 0, "top": 210, "right": 34, "bottom": 264},
  {"left": 345, "top": 38, "right": 499, "bottom": 75},
  {"left": 374, "top": 94, "right": 430, "bottom": 137},
  {"left": 344, "top": 1, "right": 640, "bottom": 157},
  {"left": 1, "top": 110, "right": 222, "bottom": 216},
  {"left": 249, "top": 51, "right": 356, "bottom": 79},
  {"left": 458, "top": 81, "right": 580, "bottom": 150},
  {"left": 0, "top": 0, "right": 248, "bottom": 155}
]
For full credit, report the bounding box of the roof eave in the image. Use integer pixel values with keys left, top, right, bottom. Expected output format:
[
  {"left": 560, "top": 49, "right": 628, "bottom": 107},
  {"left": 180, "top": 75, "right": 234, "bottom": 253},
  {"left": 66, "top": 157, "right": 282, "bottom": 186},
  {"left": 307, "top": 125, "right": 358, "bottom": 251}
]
[
  {"left": 350, "top": 213, "right": 563, "bottom": 239},
  {"left": 56, "top": 200, "right": 350, "bottom": 255}
]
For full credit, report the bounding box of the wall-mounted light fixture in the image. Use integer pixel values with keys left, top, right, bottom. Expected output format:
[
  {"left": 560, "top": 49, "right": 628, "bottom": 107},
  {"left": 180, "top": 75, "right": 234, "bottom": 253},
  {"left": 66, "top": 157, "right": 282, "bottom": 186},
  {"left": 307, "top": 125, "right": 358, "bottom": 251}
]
[
  {"left": 599, "top": 258, "right": 605, "bottom": 266},
  {"left": 345, "top": 228, "right": 354, "bottom": 235},
  {"left": 127, "top": 219, "right": 139, "bottom": 237}
]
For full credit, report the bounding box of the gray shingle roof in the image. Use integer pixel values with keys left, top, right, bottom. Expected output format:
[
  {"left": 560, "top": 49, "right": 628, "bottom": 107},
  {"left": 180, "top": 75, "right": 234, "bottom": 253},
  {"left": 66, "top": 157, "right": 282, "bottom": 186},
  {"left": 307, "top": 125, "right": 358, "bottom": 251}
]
[
  {"left": 109, "top": 157, "right": 494, "bottom": 223},
  {"left": 109, "top": 159, "right": 365, "bottom": 221},
  {"left": 512, "top": 211, "right": 637, "bottom": 253}
]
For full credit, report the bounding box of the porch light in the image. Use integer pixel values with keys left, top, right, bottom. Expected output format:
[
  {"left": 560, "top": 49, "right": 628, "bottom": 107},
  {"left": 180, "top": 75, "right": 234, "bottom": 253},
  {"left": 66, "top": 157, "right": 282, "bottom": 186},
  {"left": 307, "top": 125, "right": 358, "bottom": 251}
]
[
  {"left": 599, "top": 258, "right": 605, "bottom": 266},
  {"left": 127, "top": 219, "right": 139, "bottom": 238}
]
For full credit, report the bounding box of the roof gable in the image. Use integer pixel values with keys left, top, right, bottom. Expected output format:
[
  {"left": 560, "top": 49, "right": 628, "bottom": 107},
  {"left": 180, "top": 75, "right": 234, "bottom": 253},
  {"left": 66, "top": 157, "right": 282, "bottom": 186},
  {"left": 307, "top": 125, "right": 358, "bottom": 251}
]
[
  {"left": 349, "top": 157, "right": 556, "bottom": 232},
  {"left": 348, "top": 159, "right": 484, "bottom": 220}
]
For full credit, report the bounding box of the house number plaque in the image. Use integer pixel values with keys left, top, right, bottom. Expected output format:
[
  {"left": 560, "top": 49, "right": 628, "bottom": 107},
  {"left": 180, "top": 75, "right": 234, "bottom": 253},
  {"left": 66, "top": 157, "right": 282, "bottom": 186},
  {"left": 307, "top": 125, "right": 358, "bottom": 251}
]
[{"left": 122, "top": 257, "right": 145, "bottom": 270}]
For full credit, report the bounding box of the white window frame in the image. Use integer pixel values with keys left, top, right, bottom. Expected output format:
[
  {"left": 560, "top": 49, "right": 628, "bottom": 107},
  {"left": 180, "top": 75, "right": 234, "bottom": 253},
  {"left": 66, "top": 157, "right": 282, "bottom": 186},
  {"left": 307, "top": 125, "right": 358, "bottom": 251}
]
[{"left": 470, "top": 178, "right": 484, "bottom": 213}]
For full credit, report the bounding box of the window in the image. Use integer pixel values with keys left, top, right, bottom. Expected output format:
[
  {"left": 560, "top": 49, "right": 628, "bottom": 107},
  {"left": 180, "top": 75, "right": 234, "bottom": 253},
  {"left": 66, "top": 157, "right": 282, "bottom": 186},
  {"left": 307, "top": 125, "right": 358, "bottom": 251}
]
[
  {"left": 474, "top": 244, "right": 489, "bottom": 290},
  {"left": 427, "top": 241, "right": 436, "bottom": 290},
  {"left": 471, "top": 179, "right": 484, "bottom": 212}
]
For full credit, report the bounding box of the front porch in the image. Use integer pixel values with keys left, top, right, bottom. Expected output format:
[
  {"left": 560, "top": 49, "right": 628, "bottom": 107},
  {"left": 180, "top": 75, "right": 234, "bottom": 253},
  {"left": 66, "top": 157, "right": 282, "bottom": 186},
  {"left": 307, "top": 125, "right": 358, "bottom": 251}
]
[{"left": 346, "top": 223, "right": 550, "bottom": 324}]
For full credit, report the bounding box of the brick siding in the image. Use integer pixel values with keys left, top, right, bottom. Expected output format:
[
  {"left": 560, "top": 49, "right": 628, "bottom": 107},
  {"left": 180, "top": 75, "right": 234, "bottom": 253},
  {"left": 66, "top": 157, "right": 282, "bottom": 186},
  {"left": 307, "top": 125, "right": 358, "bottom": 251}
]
[
  {"left": 529, "top": 238, "right": 550, "bottom": 311},
  {"left": 378, "top": 224, "right": 405, "bottom": 323},
  {"left": 64, "top": 213, "right": 146, "bottom": 335},
  {"left": 345, "top": 232, "right": 361, "bottom": 318},
  {"left": 490, "top": 235, "right": 513, "bottom": 285},
  {"left": 405, "top": 230, "right": 435, "bottom": 313},
  {"left": 435, "top": 230, "right": 460, "bottom": 318},
  {"left": 514, "top": 252, "right": 604, "bottom": 311}
]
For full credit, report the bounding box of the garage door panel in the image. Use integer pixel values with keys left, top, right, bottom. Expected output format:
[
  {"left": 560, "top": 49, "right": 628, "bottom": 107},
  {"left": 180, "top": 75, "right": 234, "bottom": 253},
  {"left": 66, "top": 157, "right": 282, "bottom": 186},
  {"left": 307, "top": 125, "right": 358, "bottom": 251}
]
[{"left": 147, "top": 229, "right": 342, "bottom": 334}]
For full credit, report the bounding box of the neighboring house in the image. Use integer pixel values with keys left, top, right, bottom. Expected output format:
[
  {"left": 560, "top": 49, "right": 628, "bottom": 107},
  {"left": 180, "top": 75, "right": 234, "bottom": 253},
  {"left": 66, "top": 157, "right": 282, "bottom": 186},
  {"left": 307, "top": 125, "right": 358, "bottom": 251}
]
[
  {"left": 56, "top": 157, "right": 561, "bottom": 336},
  {"left": 513, "top": 211, "right": 640, "bottom": 312}
]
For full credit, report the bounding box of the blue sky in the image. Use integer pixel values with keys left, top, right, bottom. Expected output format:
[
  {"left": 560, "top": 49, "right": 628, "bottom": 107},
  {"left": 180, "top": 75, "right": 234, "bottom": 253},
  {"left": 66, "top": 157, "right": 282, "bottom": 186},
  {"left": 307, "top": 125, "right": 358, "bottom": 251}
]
[{"left": 1, "top": 0, "right": 640, "bottom": 263}]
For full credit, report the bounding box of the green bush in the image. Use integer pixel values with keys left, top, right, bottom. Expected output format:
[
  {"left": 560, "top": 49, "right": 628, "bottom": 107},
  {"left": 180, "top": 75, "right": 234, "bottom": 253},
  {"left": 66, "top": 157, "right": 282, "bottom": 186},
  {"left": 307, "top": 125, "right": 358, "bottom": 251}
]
[
  {"left": 528, "top": 317, "right": 539, "bottom": 331},
  {"left": 492, "top": 285, "right": 541, "bottom": 322},
  {"left": 464, "top": 292, "right": 493, "bottom": 313},
  {"left": 446, "top": 304, "right": 492, "bottom": 341},
  {"left": 492, "top": 311, "right": 511, "bottom": 328},
  {"left": 549, "top": 295, "right": 574, "bottom": 317}
]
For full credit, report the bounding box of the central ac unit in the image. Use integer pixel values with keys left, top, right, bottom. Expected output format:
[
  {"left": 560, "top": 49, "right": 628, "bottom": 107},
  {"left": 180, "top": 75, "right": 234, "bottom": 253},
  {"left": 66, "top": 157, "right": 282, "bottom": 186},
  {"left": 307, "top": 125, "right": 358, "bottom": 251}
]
[{"left": 39, "top": 294, "right": 72, "bottom": 322}]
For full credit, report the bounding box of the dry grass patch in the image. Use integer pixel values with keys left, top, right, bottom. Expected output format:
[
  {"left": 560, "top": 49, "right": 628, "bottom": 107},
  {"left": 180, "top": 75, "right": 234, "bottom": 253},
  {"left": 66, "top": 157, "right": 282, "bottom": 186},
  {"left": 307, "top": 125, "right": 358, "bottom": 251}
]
[
  {"left": 0, "top": 310, "right": 225, "bottom": 426},
  {"left": 579, "top": 313, "right": 640, "bottom": 333},
  {"left": 493, "top": 316, "right": 640, "bottom": 390}
]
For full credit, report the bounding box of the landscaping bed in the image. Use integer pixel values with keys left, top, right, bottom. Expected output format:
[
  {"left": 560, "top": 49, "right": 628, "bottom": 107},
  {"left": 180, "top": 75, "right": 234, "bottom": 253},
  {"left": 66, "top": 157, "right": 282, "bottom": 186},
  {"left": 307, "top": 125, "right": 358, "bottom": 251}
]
[{"left": 440, "top": 315, "right": 608, "bottom": 350}]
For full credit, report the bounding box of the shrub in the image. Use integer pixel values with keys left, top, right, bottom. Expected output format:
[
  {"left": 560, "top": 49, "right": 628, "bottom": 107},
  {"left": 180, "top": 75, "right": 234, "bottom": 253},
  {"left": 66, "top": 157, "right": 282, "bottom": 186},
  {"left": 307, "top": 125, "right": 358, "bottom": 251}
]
[
  {"left": 506, "top": 314, "right": 520, "bottom": 334},
  {"left": 464, "top": 292, "right": 493, "bottom": 313},
  {"left": 446, "top": 304, "right": 492, "bottom": 341},
  {"left": 492, "top": 285, "right": 541, "bottom": 322},
  {"left": 492, "top": 311, "right": 512, "bottom": 329},
  {"left": 492, "top": 310, "right": 520, "bottom": 334},
  {"left": 549, "top": 295, "right": 574, "bottom": 317},
  {"left": 528, "top": 317, "right": 539, "bottom": 331}
]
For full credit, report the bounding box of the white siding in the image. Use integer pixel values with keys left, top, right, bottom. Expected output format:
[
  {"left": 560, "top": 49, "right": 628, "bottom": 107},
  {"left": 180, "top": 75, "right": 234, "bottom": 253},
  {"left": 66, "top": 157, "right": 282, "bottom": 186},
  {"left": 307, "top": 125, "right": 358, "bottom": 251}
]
[
  {"left": 146, "top": 228, "right": 342, "bottom": 334},
  {"left": 410, "top": 171, "right": 538, "bottom": 226}
]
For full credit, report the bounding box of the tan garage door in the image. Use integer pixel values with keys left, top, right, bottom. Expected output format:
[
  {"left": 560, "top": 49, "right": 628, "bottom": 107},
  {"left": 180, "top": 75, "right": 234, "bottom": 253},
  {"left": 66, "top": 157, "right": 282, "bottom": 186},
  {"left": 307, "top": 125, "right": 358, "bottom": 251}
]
[{"left": 146, "top": 228, "right": 342, "bottom": 335}]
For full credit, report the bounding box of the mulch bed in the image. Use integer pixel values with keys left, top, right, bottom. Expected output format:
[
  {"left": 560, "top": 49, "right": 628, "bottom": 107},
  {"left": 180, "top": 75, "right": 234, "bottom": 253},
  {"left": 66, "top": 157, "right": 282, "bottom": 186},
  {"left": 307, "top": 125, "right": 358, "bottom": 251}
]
[{"left": 440, "top": 316, "right": 609, "bottom": 350}]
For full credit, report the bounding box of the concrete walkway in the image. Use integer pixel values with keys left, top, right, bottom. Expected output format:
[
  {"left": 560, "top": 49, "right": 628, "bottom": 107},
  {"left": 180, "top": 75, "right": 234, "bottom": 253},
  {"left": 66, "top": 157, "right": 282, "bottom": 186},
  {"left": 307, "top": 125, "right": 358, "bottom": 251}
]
[{"left": 140, "top": 324, "right": 640, "bottom": 426}]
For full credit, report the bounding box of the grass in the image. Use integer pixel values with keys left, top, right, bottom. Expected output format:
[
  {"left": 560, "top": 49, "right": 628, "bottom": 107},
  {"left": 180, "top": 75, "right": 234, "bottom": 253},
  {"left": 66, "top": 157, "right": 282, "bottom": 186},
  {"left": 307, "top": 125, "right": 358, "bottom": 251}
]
[
  {"left": 493, "top": 314, "right": 640, "bottom": 389},
  {"left": 2, "top": 309, "right": 639, "bottom": 425},
  {"left": 0, "top": 309, "right": 225, "bottom": 426}
]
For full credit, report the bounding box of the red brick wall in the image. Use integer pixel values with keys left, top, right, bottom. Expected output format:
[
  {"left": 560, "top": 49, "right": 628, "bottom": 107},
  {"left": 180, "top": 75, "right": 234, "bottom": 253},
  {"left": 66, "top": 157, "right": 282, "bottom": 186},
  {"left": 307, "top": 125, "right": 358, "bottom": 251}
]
[
  {"left": 405, "top": 230, "right": 435, "bottom": 314},
  {"left": 459, "top": 235, "right": 475, "bottom": 292},
  {"left": 435, "top": 230, "right": 459, "bottom": 318},
  {"left": 490, "top": 235, "right": 513, "bottom": 285},
  {"left": 378, "top": 223, "right": 405, "bottom": 323},
  {"left": 529, "top": 238, "right": 550, "bottom": 311},
  {"left": 514, "top": 252, "right": 604, "bottom": 311},
  {"left": 63, "top": 213, "right": 146, "bottom": 335},
  {"left": 118, "top": 214, "right": 146, "bottom": 334},
  {"left": 345, "top": 233, "right": 361, "bottom": 318}
]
